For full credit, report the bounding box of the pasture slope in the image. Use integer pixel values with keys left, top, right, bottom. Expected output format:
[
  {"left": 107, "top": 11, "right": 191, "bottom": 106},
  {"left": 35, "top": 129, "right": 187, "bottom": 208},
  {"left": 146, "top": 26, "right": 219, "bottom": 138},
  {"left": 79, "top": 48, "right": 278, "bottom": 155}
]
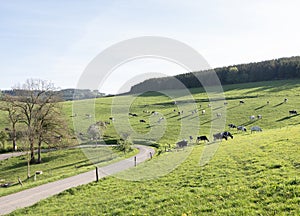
[{"left": 2, "top": 79, "right": 300, "bottom": 215}]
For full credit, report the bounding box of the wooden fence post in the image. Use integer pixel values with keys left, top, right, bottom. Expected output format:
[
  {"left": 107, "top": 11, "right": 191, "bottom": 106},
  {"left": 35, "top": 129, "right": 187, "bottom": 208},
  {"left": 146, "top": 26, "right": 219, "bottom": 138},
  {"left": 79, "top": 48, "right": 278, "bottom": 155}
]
[{"left": 96, "top": 167, "right": 99, "bottom": 182}]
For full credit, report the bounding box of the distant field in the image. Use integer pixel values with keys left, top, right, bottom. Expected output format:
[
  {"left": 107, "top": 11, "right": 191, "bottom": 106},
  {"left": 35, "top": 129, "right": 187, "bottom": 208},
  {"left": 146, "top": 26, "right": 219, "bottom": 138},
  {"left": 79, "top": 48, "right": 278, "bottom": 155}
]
[{"left": 1, "top": 79, "right": 300, "bottom": 215}]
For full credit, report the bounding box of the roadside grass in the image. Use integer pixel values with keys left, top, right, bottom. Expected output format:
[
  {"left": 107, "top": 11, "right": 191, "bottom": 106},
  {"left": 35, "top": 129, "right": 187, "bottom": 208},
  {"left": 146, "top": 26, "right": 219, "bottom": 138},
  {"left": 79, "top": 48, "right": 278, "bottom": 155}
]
[
  {"left": 0, "top": 147, "right": 137, "bottom": 197},
  {"left": 9, "top": 126, "right": 300, "bottom": 215}
]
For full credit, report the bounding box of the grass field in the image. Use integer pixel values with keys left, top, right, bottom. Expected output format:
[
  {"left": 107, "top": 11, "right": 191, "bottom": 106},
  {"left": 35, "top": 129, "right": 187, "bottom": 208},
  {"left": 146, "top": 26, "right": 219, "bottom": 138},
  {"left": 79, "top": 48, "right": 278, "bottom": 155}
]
[
  {"left": 8, "top": 126, "right": 300, "bottom": 215},
  {"left": 0, "top": 147, "right": 137, "bottom": 197},
  {"left": 1, "top": 79, "right": 300, "bottom": 215}
]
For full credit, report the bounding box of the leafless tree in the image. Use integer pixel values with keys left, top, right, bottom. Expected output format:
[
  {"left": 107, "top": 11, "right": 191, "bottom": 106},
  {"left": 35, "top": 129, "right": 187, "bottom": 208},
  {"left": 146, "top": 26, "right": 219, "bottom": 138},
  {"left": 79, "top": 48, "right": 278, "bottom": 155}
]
[
  {"left": 7, "top": 79, "right": 64, "bottom": 163},
  {"left": 0, "top": 95, "right": 21, "bottom": 151}
]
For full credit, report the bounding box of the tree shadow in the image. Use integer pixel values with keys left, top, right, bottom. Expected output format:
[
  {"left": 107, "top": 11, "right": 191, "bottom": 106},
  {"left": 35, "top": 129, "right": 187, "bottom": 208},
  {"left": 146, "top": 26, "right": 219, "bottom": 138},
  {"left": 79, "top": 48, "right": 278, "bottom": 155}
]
[{"left": 52, "top": 159, "right": 91, "bottom": 170}]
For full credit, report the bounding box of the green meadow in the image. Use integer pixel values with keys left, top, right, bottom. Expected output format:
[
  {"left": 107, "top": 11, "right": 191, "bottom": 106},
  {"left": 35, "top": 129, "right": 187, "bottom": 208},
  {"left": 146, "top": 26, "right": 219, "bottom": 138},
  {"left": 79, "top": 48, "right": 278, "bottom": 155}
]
[{"left": 1, "top": 79, "right": 299, "bottom": 215}]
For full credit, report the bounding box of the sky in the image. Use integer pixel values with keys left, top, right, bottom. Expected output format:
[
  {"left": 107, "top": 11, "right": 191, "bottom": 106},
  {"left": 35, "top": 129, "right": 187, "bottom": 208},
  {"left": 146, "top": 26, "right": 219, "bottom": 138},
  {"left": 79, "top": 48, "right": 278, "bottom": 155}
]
[{"left": 1, "top": 0, "right": 300, "bottom": 94}]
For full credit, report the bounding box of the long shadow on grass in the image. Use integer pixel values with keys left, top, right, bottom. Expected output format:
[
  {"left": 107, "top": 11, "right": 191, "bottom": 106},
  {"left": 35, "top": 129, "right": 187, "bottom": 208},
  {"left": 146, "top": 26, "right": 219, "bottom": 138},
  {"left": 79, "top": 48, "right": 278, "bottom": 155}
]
[
  {"left": 227, "top": 105, "right": 240, "bottom": 110},
  {"left": 200, "top": 117, "right": 218, "bottom": 125},
  {"left": 276, "top": 114, "right": 299, "bottom": 122},
  {"left": 3, "top": 155, "right": 61, "bottom": 170},
  {"left": 255, "top": 104, "right": 267, "bottom": 110},
  {"left": 273, "top": 102, "right": 284, "bottom": 107},
  {"left": 213, "top": 106, "right": 223, "bottom": 111},
  {"left": 178, "top": 114, "right": 193, "bottom": 120},
  {"left": 50, "top": 159, "right": 91, "bottom": 170}
]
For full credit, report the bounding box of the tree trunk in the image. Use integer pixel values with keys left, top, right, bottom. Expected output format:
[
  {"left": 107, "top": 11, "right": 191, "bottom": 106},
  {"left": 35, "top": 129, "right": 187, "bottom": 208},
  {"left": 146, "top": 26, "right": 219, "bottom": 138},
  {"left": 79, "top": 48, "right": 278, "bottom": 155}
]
[
  {"left": 37, "top": 140, "right": 42, "bottom": 164},
  {"left": 12, "top": 128, "right": 17, "bottom": 151},
  {"left": 29, "top": 135, "right": 35, "bottom": 164},
  {"left": 27, "top": 151, "right": 31, "bottom": 178}
]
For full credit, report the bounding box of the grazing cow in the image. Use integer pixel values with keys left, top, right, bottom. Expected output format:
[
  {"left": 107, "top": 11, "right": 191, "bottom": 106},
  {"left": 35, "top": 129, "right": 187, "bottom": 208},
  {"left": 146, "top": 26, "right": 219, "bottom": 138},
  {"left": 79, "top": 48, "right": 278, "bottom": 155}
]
[
  {"left": 176, "top": 140, "right": 188, "bottom": 148},
  {"left": 86, "top": 114, "right": 92, "bottom": 118},
  {"left": 178, "top": 111, "right": 181, "bottom": 116},
  {"left": 216, "top": 113, "right": 222, "bottom": 118},
  {"left": 158, "top": 117, "right": 164, "bottom": 123},
  {"left": 191, "top": 110, "right": 197, "bottom": 115},
  {"left": 250, "top": 115, "right": 255, "bottom": 120},
  {"left": 257, "top": 114, "right": 262, "bottom": 119},
  {"left": 202, "top": 110, "right": 206, "bottom": 115},
  {"left": 132, "top": 113, "right": 138, "bottom": 117},
  {"left": 284, "top": 98, "right": 288, "bottom": 103},
  {"left": 189, "top": 136, "right": 193, "bottom": 142},
  {"left": 267, "top": 101, "right": 270, "bottom": 105},
  {"left": 240, "top": 100, "right": 245, "bottom": 104},
  {"left": 237, "top": 126, "right": 247, "bottom": 132},
  {"left": 109, "top": 117, "right": 115, "bottom": 121},
  {"left": 173, "top": 109, "right": 176, "bottom": 112},
  {"left": 140, "top": 119, "right": 146, "bottom": 123},
  {"left": 213, "top": 131, "right": 233, "bottom": 141},
  {"left": 228, "top": 124, "right": 236, "bottom": 129},
  {"left": 251, "top": 126, "right": 262, "bottom": 133},
  {"left": 289, "top": 110, "right": 298, "bottom": 115},
  {"left": 197, "top": 136, "right": 209, "bottom": 143}
]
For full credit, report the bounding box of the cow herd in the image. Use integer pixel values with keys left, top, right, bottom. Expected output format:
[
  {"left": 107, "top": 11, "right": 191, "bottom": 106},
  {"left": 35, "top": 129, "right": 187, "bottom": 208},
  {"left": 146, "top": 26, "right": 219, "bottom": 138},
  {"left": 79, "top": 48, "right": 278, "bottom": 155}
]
[
  {"left": 175, "top": 97, "right": 299, "bottom": 148},
  {"left": 90, "top": 96, "right": 297, "bottom": 150}
]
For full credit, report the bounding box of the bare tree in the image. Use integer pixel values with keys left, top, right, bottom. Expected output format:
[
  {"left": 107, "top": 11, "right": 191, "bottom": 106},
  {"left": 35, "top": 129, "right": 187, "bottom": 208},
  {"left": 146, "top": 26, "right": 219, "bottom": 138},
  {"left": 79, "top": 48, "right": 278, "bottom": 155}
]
[
  {"left": 0, "top": 95, "right": 21, "bottom": 151},
  {"left": 35, "top": 102, "right": 70, "bottom": 163},
  {"left": 9, "top": 79, "right": 63, "bottom": 163}
]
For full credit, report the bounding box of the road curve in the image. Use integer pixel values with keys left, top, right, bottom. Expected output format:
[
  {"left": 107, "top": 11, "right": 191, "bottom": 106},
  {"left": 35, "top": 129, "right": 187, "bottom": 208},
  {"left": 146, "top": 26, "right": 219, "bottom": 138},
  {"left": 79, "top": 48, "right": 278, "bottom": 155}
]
[{"left": 0, "top": 145, "right": 155, "bottom": 215}]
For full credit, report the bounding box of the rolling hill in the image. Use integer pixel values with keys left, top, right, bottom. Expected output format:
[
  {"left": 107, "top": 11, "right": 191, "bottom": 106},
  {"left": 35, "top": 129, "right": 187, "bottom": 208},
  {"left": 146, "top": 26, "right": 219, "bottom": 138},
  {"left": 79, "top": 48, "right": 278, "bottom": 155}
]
[{"left": 2, "top": 79, "right": 299, "bottom": 215}]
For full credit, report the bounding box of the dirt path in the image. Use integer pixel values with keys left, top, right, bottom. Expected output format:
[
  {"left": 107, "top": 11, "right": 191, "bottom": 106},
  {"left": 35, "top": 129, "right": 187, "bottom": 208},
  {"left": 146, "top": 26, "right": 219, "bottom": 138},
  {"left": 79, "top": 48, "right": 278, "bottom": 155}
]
[
  {"left": 0, "top": 151, "right": 26, "bottom": 161},
  {"left": 0, "top": 145, "right": 154, "bottom": 215}
]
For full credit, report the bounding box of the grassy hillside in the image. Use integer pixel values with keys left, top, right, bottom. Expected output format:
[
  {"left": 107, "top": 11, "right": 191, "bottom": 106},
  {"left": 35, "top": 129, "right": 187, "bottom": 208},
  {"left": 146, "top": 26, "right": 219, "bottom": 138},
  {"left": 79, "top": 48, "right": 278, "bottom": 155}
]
[
  {"left": 65, "top": 79, "right": 300, "bottom": 150},
  {"left": 1, "top": 79, "right": 300, "bottom": 215},
  {"left": 9, "top": 126, "right": 300, "bottom": 215}
]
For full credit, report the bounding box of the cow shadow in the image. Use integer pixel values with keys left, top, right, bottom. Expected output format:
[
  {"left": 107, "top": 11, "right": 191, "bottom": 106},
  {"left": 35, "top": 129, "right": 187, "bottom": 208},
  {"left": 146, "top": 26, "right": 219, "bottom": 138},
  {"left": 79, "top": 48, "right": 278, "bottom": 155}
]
[
  {"left": 273, "top": 102, "right": 284, "bottom": 108},
  {"left": 213, "top": 106, "right": 223, "bottom": 111},
  {"left": 276, "top": 114, "right": 299, "bottom": 122},
  {"left": 255, "top": 104, "right": 267, "bottom": 110},
  {"left": 200, "top": 117, "right": 218, "bottom": 125},
  {"left": 227, "top": 105, "right": 240, "bottom": 110}
]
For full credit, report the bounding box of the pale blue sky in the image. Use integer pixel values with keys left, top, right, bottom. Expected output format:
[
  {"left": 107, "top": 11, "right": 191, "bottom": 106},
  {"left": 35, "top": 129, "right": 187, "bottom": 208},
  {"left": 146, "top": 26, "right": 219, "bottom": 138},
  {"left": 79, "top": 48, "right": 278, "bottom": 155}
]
[{"left": 1, "top": 0, "right": 300, "bottom": 93}]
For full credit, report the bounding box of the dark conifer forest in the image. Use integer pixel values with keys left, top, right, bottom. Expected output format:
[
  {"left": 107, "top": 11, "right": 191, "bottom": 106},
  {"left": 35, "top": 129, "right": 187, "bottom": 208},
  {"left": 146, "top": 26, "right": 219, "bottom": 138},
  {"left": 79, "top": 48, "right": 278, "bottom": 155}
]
[{"left": 130, "top": 56, "right": 300, "bottom": 93}]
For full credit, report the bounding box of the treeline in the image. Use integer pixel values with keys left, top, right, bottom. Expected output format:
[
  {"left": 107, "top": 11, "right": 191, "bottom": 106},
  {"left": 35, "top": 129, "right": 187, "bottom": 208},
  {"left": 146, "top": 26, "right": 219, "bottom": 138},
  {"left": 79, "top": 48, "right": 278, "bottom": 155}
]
[
  {"left": 1, "top": 88, "right": 105, "bottom": 101},
  {"left": 130, "top": 56, "right": 300, "bottom": 93}
]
